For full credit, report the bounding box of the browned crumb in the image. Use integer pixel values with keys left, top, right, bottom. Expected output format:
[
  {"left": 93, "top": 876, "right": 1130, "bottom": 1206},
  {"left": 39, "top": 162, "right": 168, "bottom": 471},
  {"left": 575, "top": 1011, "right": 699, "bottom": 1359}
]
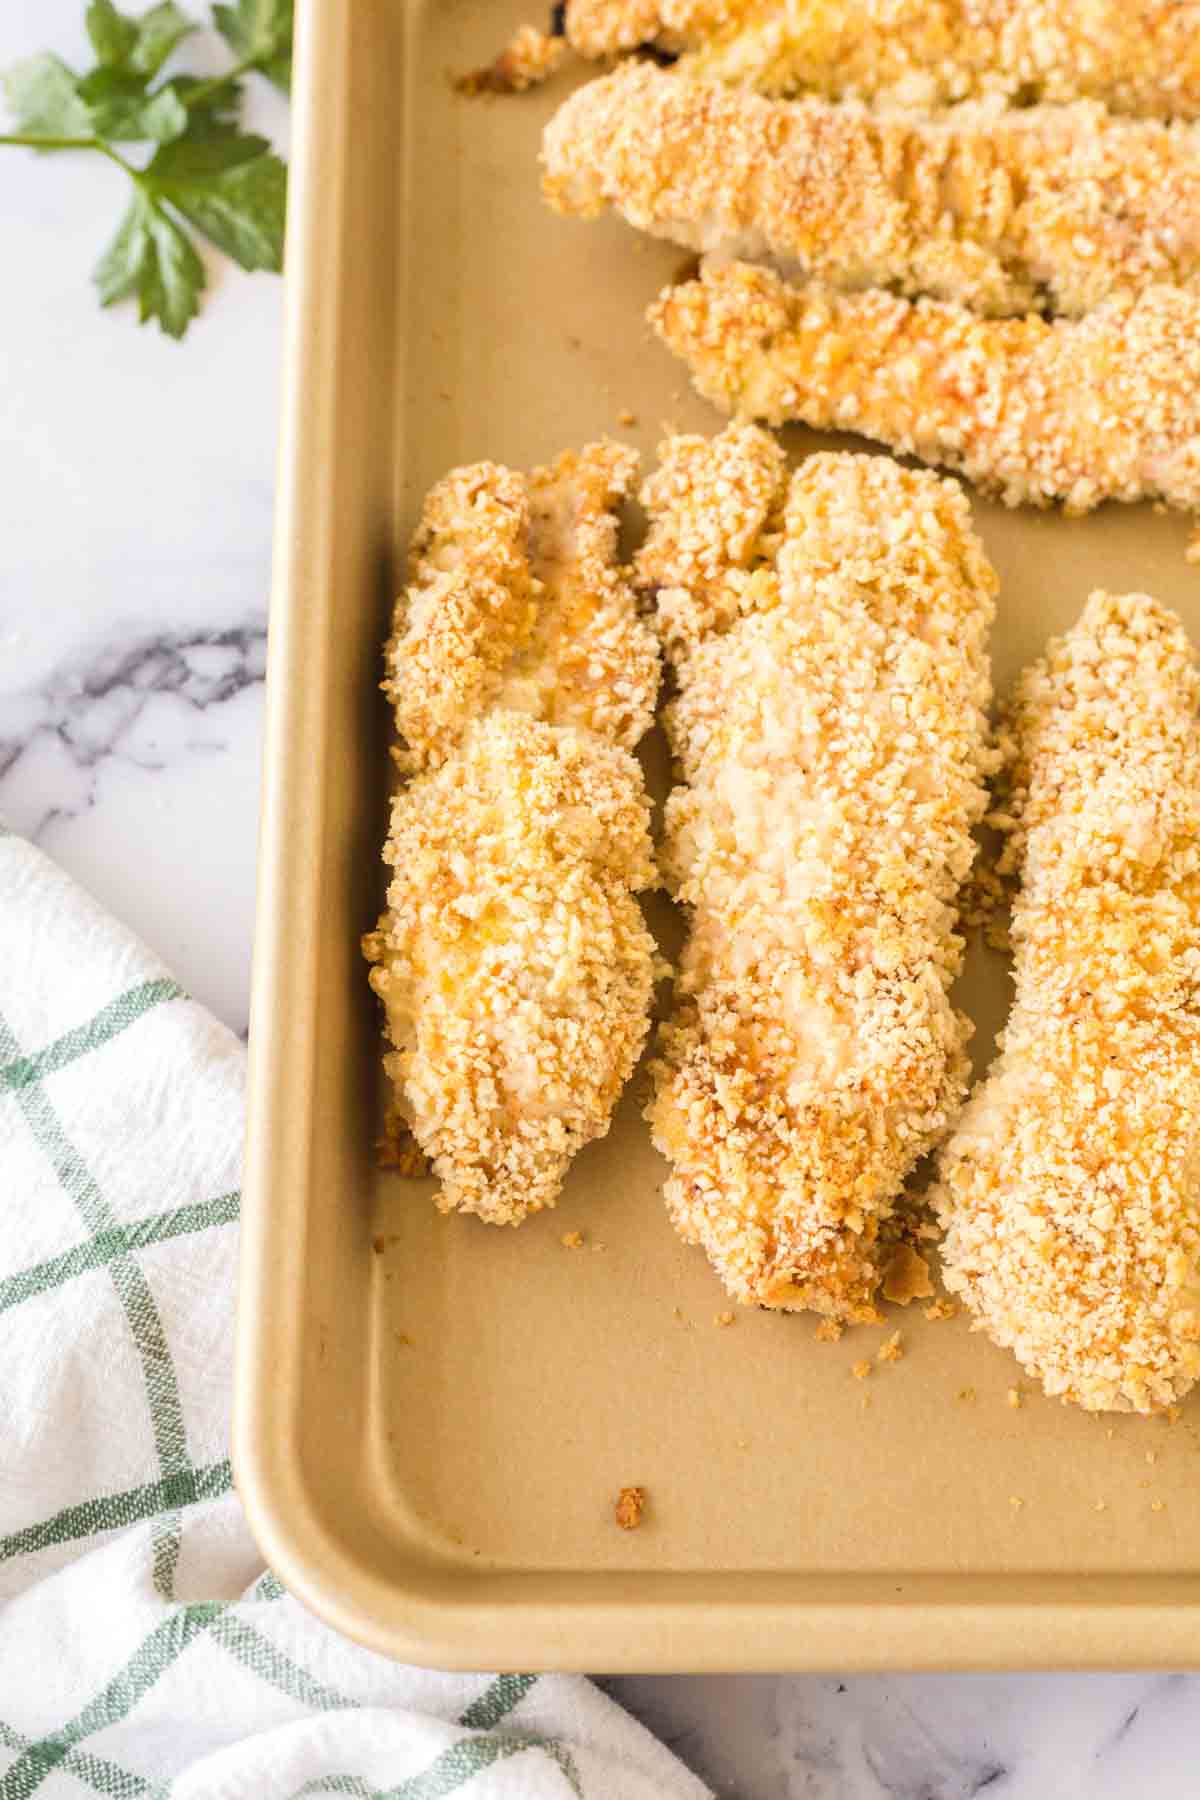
[
  {"left": 877, "top": 1331, "right": 903, "bottom": 1363},
  {"left": 394, "top": 1331, "right": 413, "bottom": 1348},
  {"left": 814, "top": 1318, "right": 844, "bottom": 1344},
  {"left": 561, "top": 1230, "right": 586, "bottom": 1248},
  {"left": 1146, "top": 1450, "right": 1158, "bottom": 1464},
  {"left": 851, "top": 1360, "right": 872, "bottom": 1381},
  {"left": 618, "top": 408, "right": 638, "bottom": 427},
  {"left": 371, "top": 1235, "right": 386, "bottom": 1256},
  {"left": 562, "top": 0, "right": 1200, "bottom": 119},
  {"left": 1009, "top": 1495, "right": 1024, "bottom": 1509},
  {"left": 615, "top": 1485, "right": 646, "bottom": 1529},
  {"left": 639, "top": 428, "right": 997, "bottom": 1321},
  {"left": 882, "top": 1244, "right": 934, "bottom": 1307},
  {"left": 652, "top": 265, "right": 1200, "bottom": 532},
  {"left": 1006, "top": 1388, "right": 1022, "bottom": 1409},
  {"left": 860, "top": 1392, "right": 872, "bottom": 1410},
  {"left": 715, "top": 1310, "right": 736, "bottom": 1327},
  {"left": 376, "top": 1108, "right": 431, "bottom": 1176},
  {"left": 456, "top": 23, "right": 566, "bottom": 94},
  {"left": 544, "top": 62, "right": 1200, "bottom": 316},
  {"left": 924, "top": 1298, "right": 959, "bottom": 1322},
  {"left": 591, "top": 1240, "right": 607, "bottom": 1252},
  {"left": 1094, "top": 1500, "right": 1108, "bottom": 1512},
  {"left": 1152, "top": 1499, "right": 1167, "bottom": 1513},
  {"left": 958, "top": 1386, "right": 977, "bottom": 1402}
]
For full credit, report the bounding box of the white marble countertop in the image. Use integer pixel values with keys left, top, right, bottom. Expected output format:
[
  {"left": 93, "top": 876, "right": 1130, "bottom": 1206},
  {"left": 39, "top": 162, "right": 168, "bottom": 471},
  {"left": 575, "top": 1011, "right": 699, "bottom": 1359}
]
[{"left": 3, "top": 4, "right": 1199, "bottom": 1793}]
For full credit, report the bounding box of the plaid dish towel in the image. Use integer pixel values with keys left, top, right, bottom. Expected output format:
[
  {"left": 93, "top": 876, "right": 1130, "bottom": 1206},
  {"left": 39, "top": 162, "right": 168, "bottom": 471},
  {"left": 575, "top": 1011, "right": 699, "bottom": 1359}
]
[{"left": 0, "top": 823, "right": 709, "bottom": 1800}]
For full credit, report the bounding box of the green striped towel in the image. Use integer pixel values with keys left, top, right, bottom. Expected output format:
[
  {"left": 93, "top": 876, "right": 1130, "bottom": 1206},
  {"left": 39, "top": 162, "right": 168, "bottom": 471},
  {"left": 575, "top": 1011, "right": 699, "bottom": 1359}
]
[{"left": 0, "top": 824, "right": 709, "bottom": 1800}]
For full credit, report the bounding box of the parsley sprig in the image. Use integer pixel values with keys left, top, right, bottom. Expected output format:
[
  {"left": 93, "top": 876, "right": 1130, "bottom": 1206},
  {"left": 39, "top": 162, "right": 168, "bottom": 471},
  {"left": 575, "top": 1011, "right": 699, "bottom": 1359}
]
[{"left": 1, "top": 0, "right": 292, "bottom": 338}]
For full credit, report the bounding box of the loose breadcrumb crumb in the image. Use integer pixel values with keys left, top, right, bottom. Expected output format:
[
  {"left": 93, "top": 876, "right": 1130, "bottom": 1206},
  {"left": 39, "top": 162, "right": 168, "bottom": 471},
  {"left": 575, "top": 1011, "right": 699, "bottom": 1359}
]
[
  {"left": 1146, "top": 1450, "right": 1158, "bottom": 1464},
  {"left": 852, "top": 1360, "right": 872, "bottom": 1381},
  {"left": 1152, "top": 1500, "right": 1167, "bottom": 1513},
  {"left": 958, "top": 1386, "right": 977, "bottom": 1402},
  {"left": 371, "top": 1236, "right": 386, "bottom": 1256},
  {"left": 1009, "top": 1495, "right": 1024, "bottom": 1509},
  {"left": 814, "top": 1318, "right": 844, "bottom": 1343},
  {"left": 1007, "top": 1387, "right": 1022, "bottom": 1409},
  {"left": 616, "top": 1486, "right": 646, "bottom": 1529},
  {"left": 877, "top": 1331, "right": 904, "bottom": 1363},
  {"left": 562, "top": 1230, "right": 586, "bottom": 1248},
  {"left": 544, "top": 62, "right": 1200, "bottom": 317},
  {"left": 715, "top": 1310, "right": 736, "bottom": 1326},
  {"left": 1094, "top": 1500, "right": 1107, "bottom": 1512},
  {"left": 456, "top": 23, "right": 566, "bottom": 94},
  {"left": 924, "top": 1298, "right": 959, "bottom": 1322},
  {"left": 882, "top": 1244, "right": 934, "bottom": 1306},
  {"left": 618, "top": 408, "right": 638, "bottom": 427}
]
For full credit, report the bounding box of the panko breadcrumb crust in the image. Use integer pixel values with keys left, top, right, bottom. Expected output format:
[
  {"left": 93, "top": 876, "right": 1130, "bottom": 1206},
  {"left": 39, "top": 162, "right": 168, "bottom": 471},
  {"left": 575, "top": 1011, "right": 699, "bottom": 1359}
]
[
  {"left": 563, "top": 0, "right": 1200, "bottom": 117},
  {"left": 544, "top": 63, "right": 1200, "bottom": 317},
  {"left": 652, "top": 263, "right": 1200, "bottom": 539},
  {"left": 364, "top": 443, "right": 661, "bottom": 1225},
  {"left": 934, "top": 593, "right": 1200, "bottom": 1414},
  {"left": 637, "top": 427, "right": 997, "bottom": 1318},
  {"left": 456, "top": 22, "right": 567, "bottom": 93}
]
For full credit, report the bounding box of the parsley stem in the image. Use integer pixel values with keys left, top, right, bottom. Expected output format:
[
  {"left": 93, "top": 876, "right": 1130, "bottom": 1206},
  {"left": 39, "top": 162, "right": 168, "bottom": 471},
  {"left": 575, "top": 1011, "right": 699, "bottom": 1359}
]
[
  {"left": 179, "top": 54, "right": 261, "bottom": 111},
  {"left": 0, "top": 133, "right": 98, "bottom": 150}
]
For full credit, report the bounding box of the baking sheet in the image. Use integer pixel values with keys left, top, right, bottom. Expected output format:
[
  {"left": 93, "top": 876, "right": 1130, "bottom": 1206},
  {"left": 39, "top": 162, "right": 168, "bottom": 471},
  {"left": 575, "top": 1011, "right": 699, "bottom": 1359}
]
[{"left": 235, "top": 0, "right": 1200, "bottom": 1669}]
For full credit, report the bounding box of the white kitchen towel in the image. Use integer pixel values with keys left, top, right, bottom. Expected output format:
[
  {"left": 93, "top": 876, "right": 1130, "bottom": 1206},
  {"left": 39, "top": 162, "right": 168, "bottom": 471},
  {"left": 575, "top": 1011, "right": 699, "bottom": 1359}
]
[{"left": 0, "top": 822, "right": 709, "bottom": 1800}]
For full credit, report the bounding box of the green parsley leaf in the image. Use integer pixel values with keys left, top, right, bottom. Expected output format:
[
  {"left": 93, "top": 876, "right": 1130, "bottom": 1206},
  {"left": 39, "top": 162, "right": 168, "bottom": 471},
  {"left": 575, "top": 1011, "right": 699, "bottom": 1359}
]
[
  {"left": 86, "top": 0, "right": 139, "bottom": 67},
  {"left": 3, "top": 53, "right": 93, "bottom": 140},
  {"left": 95, "top": 187, "right": 205, "bottom": 337},
  {"left": 75, "top": 64, "right": 189, "bottom": 141},
  {"left": 147, "top": 133, "right": 285, "bottom": 269},
  {"left": 162, "top": 72, "right": 243, "bottom": 137},
  {"left": 87, "top": 1, "right": 195, "bottom": 78},
  {"left": 212, "top": 0, "right": 292, "bottom": 92}
]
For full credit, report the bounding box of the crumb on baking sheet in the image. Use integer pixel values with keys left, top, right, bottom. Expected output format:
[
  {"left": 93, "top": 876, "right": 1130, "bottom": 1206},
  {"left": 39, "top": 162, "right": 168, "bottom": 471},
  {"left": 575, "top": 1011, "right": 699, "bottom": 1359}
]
[
  {"left": 1094, "top": 1500, "right": 1107, "bottom": 1512},
  {"left": 1166, "top": 1406, "right": 1182, "bottom": 1424},
  {"left": 1009, "top": 1495, "right": 1023, "bottom": 1509},
  {"left": 372, "top": 1235, "right": 385, "bottom": 1256},
  {"left": 715, "top": 1310, "right": 735, "bottom": 1327},
  {"left": 561, "top": 1230, "right": 586, "bottom": 1248},
  {"left": 1146, "top": 1450, "right": 1158, "bottom": 1464},
  {"left": 455, "top": 23, "right": 566, "bottom": 94},
  {"left": 618, "top": 409, "right": 638, "bottom": 428},
  {"left": 1007, "top": 1387, "right": 1022, "bottom": 1409},
  {"left": 882, "top": 1243, "right": 934, "bottom": 1306},
  {"left": 958, "top": 1386, "right": 977, "bottom": 1402},
  {"left": 851, "top": 1360, "right": 872, "bottom": 1381},
  {"left": 877, "top": 1331, "right": 903, "bottom": 1363},
  {"left": 814, "top": 1318, "right": 844, "bottom": 1343},
  {"left": 924, "top": 1298, "right": 958, "bottom": 1322},
  {"left": 1152, "top": 1499, "right": 1167, "bottom": 1512},
  {"left": 377, "top": 1110, "right": 431, "bottom": 1176},
  {"left": 394, "top": 1331, "right": 413, "bottom": 1348},
  {"left": 615, "top": 1486, "right": 645, "bottom": 1530}
]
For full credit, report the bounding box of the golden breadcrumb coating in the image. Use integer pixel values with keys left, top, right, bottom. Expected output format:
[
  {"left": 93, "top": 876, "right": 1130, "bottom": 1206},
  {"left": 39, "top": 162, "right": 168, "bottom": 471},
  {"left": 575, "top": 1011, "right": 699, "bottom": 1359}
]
[
  {"left": 366, "top": 445, "right": 661, "bottom": 1224},
  {"left": 385, "top": 440, "right": 659, "bottom": 768},
  {"left": 637, "top": 427, "right": 997, "bottom": 1317},
  {"left": 364, "top": 712, "right": 658, "bottom": 1225},
  {"left": 456, "top": 22, "right": 567, "bottom": 94},
  {"left": 544, "top": 64, "right": 1200, "bottom": 317},
  {"left": 651, "top": 263, "right": 1200, "bottom": 530},
  {"left": 934, "top": 593, "right": 1200, "bottom": 1412},
  {"left": 563, "top": 0, "right": 1200, "bottom": 117}
]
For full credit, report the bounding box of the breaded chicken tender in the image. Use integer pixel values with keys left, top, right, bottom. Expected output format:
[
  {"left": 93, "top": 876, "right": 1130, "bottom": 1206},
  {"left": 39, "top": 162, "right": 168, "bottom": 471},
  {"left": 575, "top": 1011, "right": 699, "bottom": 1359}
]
[
  {"left": 637, "top": 427, "right": 997, "bottom": 1317},
  {"left": 544, "top": 64, "right": 1200, "bottom": 317},
  {"left": 652, "top": 263, "right": 1200, "bottom": 536},
  {"left": 934, "top": 594, "right": 1200, "bottom": 1412},
  {"left": 364, "top": 443, "right": 661, "bottom": 1224},
  {"left": 563, "top": 0, "right": 1200, "bottom": 117}
]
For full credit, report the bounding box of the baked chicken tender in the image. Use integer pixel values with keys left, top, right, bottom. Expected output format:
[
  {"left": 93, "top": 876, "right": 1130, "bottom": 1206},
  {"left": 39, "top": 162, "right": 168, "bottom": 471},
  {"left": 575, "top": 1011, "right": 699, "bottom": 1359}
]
[
  {"left": 934, "top": 593, "right": 1200, "bottom": 1413},
  {"left": 637, "top": 427, "right": 997, "bottom": 1317},
  {"left": 652, "top": 263, "right": 1200, "bottom": 538},
  {"left": 563, "top": 0, "right": 1200, "bottom": 117},
  {"left": 544, "top": 64, "right": 1200, "bottom": 317},
  {"left": 364, "top": 444, "right": 661, "bottom": 1225}
]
